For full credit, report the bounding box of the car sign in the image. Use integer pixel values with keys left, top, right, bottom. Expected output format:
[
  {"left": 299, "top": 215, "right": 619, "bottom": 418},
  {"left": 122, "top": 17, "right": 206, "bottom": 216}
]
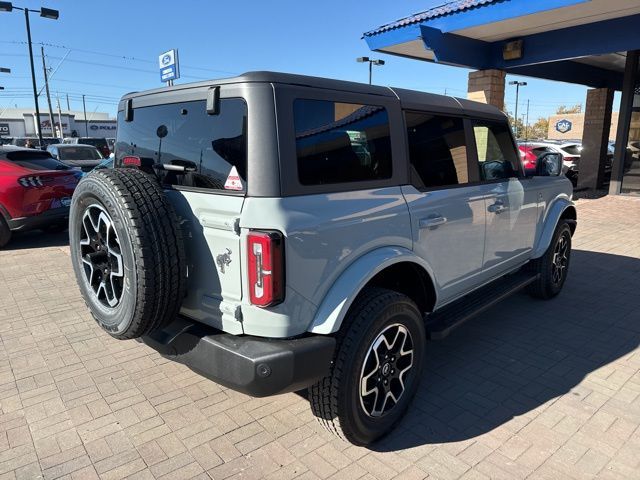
[{"left": 555, "top": 119, "right": 572, "bottom": 134}]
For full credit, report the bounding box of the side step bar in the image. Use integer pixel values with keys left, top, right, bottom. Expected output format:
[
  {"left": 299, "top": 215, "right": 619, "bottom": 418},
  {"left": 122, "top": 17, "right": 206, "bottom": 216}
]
[{"left": 425, "top": 270, "right": 539, "bottom": 340}]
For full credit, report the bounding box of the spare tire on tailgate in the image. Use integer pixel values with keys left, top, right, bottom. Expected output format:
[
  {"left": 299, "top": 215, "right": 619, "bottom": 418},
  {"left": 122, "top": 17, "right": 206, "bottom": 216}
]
[{"left": 69, "top": 168, "right": 186, "bottom": 339}]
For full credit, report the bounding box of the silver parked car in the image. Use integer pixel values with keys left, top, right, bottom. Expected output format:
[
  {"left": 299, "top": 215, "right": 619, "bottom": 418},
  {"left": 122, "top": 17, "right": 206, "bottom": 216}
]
[
  {"left": 47, "top": 144, "right": 104, "bottom": 172},
  {"left": 68, "top": 72, "right": 576, "bottom": 445}
]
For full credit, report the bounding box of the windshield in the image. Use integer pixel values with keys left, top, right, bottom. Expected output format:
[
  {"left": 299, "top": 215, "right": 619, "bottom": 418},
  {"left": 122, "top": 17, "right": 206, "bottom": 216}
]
[
  {"left": 79, "top": 138, "right": 107, "bottom": 148},
  {"left": 4, "top": 150, "right": 70, "bottom": 170},
  {"left": 59, "top": 146, "right": 102, "bottom": 161}
]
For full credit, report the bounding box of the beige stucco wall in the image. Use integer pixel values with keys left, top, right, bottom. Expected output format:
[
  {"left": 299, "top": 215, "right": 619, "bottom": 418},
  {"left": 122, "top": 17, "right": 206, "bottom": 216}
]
[{"left": 547, "top": 112, "right": 619, "bottom": 141}]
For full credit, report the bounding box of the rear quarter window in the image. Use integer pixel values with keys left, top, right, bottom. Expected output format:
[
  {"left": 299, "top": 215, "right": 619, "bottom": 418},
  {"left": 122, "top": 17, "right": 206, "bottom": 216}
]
[
  {"left": 293, "top": 99, "right": 392, "bottom": 185},
  {"left": 115, "top": 98, "right": 247, "bottom": 192},
  {"left": 3, "top": 150, "right": 70, "bottom": 170}
]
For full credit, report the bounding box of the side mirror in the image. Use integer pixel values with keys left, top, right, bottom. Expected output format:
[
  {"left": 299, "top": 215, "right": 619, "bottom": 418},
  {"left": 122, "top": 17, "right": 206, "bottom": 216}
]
[{"left": 536, "top": 152, "right": 563, "bottom": 177}]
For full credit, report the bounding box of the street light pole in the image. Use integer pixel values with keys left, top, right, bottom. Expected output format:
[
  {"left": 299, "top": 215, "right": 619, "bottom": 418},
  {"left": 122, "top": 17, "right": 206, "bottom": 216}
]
[
  {"left": 23, "top": 8, "right": 43, "bottom": 147},
  {"left": 0, "top": 2, "right": 60, "bottom": 147},
  {"left": 509, "top": 80, "right": 527, "bottom": 139},
  {"left": 356, "top": 57, "right": 386, "bottom": 85}
]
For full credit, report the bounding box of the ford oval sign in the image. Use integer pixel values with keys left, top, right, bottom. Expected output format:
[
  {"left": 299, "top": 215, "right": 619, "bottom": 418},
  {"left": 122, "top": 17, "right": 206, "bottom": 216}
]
[{"left": 555, "top": 119, "right": 572, "bottom": 134}]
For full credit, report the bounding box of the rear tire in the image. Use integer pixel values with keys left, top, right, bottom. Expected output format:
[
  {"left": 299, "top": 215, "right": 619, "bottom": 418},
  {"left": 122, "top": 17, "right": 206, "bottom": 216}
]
[
  {"left": 69, "top": 168, "right": 186, "bottom": 339},
  {"left": 0, "top": 215, "right": 11, "bottom": 248},
  {"left": 309, "top": 287, "right": 426, "bottom": 445},
  {"left": 527, "top": 220, "right": 572, "bottom": 299}
]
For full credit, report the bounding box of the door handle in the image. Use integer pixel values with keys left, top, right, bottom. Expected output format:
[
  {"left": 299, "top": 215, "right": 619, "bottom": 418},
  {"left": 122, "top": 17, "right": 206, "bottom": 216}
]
[
  {"left": 488, "top": 200, "right": 506, "bottom": 214},
  {"left": 419, "top": 215, "right": 448, "bottom": 229}
]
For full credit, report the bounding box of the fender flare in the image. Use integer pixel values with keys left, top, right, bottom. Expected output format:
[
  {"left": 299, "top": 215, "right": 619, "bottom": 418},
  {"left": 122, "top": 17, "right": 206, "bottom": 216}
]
[
  {"left": 307, "top": 246, "right": 437, "bottom": 335},
  {"left": 531, "top": 196, "right": 576, "bottom": 259}
]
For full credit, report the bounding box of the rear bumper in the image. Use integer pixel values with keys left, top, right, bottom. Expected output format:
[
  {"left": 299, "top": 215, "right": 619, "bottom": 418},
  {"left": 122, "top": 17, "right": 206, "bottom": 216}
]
[
  {"left": 141, "top": 316, "right": 335, "bottom": 397},
  {"left": 8, "top": 206, "right": 70, "bottom": 232}
]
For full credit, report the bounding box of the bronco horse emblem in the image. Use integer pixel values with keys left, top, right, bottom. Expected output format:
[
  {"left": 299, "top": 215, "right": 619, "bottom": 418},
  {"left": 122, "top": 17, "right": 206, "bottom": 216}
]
[{"left": 216, "top": 248, "right": 232, "bottom": 274}]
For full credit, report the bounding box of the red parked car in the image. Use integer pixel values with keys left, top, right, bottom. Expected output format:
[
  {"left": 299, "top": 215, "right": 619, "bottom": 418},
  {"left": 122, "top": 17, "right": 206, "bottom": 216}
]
[
  {"left": 518, "top": 144, "right": 556, "bottom": 173},
  {"left": 0, "top": 146, "right": 80, "bottom": 248}
]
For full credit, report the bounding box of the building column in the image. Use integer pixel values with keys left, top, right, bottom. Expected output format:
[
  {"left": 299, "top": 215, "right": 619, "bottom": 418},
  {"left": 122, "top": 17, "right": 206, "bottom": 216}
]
[
  {"left": 578, "top": 88, "right": 614, "bottom": 190},
  {"left": 467, "top": 70, "right": 506, "bottom": 111}
]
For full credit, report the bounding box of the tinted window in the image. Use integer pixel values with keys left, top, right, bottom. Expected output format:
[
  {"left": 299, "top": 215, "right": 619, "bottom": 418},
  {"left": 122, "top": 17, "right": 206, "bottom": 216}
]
[
  {"left": 79, "top": 138, "right": 108, "bottom": 148},
  {"left": 561, "top": 145, "right": 581, "bottom": 156},
  {"left": 59, "top": 147, "right": 103, "bottom": 161},
  {"left": 531, "top": 147, "right": 553, "bottom": 157},
  {"left": 294, "top": 99, "right": 392, "bottom": 185},
  {"left": 115, "top": 99, "right": 247, "bottom": 192},
  {"left": 405, "top": 112, "right": 468, "bottom": 189},
  {"left": 472, "top": 121, "right": 519, "bottom": 180},
  {"left": 3, "top": 150, "right": 70, "bottom": 170}
]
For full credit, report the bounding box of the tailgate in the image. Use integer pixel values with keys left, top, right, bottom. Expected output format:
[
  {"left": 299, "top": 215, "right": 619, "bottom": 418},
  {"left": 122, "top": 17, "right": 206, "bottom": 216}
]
[{"left": 166, "top": 190, "right": 245, "bottom": 334}]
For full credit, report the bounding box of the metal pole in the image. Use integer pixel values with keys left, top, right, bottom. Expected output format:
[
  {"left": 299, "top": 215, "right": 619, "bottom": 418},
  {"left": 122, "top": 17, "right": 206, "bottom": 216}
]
[
  {"left": 525, "top": 99, "right": 530, "bottom": 141},
  {"left": 24, "top": 9, "right": 43, "bottom": 147},
  {"left": 368, "top": 61, "right": 372, "bottom": 85},
  {"left": 82, "top": 94, "right": 88, "bottom": 136},
  {"left": 56, "top": 93, "right": 63, "bottom": 138},
  {"left": 66, "top": 93, "right": 70, "bottom": 110},
  {"left": 41, "top": 46, "right": 56, "bottom": 138},
  {"left": 514, "top": 84, "right": 520, "bottom": 139},
  {"left": 609, "top": 50, "right": 639, "bottom": 195}
]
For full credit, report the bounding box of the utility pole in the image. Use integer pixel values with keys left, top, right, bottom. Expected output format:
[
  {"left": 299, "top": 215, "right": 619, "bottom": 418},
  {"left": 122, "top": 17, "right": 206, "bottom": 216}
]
[
  {"left": 24, "top": 9, "right": 43, "bottom": 146},
  {"left": 82, "top": 94, "right": 88, "bottom": 137},
  {"left": 56, "top": 93, "right": 63, "bottom": 138},
  {"left": 41, "top": 46, "right": 56, "bottom": 138},
  {"left": 66, "top": 93, "right": 70, "bottom": 110},
  {"left": 525, "top": 99, "right": 530, "bottom": 141}
]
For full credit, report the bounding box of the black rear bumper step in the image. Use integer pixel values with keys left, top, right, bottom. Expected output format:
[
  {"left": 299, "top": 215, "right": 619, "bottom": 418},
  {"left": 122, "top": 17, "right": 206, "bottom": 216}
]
[
  {"left": 140, "top": 316, "right": 335, "bottom": 397},
  {"left": 426, "top": 270, "right": 539, "bottom": 340}
]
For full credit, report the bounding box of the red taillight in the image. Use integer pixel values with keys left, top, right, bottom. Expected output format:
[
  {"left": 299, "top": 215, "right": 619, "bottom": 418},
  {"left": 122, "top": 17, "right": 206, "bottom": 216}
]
[
  {"left": 122, "top": 155, "right": 141, "bottom": 166},
  {"left": 247, "top": 230, "right": 284, "bottom": 307}
]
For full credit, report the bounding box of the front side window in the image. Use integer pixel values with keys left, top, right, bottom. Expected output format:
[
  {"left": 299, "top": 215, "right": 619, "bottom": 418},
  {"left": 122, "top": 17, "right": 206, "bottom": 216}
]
[
  {"left": 115, "top": 98, "right": 247, "bottom": 192},
  {"left": 472, "top": 121, "right": 519, "bottom": 180},
  {"left": 405, "top": 112, "right": 468, "bottom": 189},
  {"left": 294, "top": 99, "right": 392, "bottom": 185}
]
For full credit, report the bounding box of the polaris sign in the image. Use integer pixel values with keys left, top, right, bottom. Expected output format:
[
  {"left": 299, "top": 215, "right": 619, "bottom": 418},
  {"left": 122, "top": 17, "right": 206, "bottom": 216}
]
[
  {"left": 159, "top": 49, "right": 180, "bottom": 83},
  {"left": 555, "top": 119, "right": 572, "bottom": 134}
]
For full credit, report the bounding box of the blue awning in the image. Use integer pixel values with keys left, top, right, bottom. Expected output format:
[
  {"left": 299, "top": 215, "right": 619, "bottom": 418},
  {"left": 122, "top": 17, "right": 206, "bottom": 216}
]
[{"left": 364, "top": 0, "right": 640, "bottom": 90}]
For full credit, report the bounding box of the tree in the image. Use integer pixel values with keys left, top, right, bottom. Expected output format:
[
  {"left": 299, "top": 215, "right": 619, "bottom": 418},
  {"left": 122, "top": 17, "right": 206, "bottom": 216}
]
[
  {"left": 556, "top": 104, "right": 582, "bottom": 114},
  {"left": 528, "top": 117, "right": 549, "bottom": 139},
  {"left": 506, "top": 111, "right": 525, "bottom": 139}
]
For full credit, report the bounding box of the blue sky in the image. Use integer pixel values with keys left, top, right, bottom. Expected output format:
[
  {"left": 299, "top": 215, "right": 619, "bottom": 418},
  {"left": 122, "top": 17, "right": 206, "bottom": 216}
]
[{"left": 0, "top": 0, "right": 611, "bottom": 122}]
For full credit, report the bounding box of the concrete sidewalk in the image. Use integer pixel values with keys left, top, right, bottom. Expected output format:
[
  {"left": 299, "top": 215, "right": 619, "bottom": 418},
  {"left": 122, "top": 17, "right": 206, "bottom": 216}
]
[{"left": 0, "top": 195, "right": 639, "bottom": 480}]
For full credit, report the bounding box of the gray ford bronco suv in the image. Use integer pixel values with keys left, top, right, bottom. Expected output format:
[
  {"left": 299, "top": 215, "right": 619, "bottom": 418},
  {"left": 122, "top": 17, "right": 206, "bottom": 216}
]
[{"left": 69, "top": 72, "right": 576, "bottom": 445}]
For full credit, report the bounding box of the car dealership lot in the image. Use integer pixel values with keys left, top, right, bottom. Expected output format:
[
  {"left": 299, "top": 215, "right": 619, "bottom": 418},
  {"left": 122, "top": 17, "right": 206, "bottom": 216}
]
[{"left": 0, "top": 195, "right": 639, "bottom": 480}]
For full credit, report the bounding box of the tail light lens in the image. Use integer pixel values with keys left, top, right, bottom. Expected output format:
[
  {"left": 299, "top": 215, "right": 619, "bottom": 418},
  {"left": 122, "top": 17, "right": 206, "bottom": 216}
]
[
  {"left": 122, "top": 155, "right": 141, "bottom": 167},
  {"left": 247, "top": 230, "right": 284, "bottom": 307},
  {"left": 18, "top": 175, "right": 44, "bottom": 188}
]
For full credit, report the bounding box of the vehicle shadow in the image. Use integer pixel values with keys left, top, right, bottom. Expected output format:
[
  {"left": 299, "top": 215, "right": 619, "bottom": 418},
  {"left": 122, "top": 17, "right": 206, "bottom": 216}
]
[
  {"left": 367, "top": 249, "right": 640, "bottom": 451},
  {"left": 3, "top": 230, "right": 70, "bottom": 251}
]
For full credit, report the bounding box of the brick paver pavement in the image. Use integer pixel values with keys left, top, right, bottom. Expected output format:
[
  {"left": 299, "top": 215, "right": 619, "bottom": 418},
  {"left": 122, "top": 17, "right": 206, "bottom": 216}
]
[{"left": 1, "top": 195, "right": 639, "bottom": 480}]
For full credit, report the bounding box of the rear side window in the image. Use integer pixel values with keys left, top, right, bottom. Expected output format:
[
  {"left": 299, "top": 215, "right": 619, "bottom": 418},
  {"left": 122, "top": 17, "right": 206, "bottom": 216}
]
[
  {"left": 115, "top": 99, "right": 247, "bottom": 192},
  {"left": 59, "top": 147, "right": 102, "bottom": 161},
  {"left": 405, "top": 112, "right": 468, "bottom": 189},
  {"left": 561, "top": 145, "right": 581, "bottom": 156},
  {"left": 472, "top": 121, "right": 519, "bottom": 180},
  {"left": 294, "top": 99, "right": 392, "bottom": 185},
  {"left": 4, "top": 150, "right": 70, "bottom": 170}
]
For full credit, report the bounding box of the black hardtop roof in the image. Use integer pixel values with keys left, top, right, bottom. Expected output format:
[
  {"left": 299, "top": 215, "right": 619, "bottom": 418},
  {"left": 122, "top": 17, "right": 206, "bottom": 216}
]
[{"left": 120, "top": 70, "right": 505, "bottom": 120}]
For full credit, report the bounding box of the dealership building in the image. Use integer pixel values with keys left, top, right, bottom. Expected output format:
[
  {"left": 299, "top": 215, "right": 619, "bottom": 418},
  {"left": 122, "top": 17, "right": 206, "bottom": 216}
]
[
  {"left": 365, "top": 0, "right": 640, "bottom": 195},
  {"left": 0, "top": 108, "right": 116, "bottom": 139}
]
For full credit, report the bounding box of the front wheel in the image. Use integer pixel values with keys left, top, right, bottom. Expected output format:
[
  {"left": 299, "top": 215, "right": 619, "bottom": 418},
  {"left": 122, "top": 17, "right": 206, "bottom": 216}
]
[
  {"left": 527, "top": 220, "right": 572, "bottom": 299},
  {"left": 309, "top": 287, "right": 426, "bottom": 445}
]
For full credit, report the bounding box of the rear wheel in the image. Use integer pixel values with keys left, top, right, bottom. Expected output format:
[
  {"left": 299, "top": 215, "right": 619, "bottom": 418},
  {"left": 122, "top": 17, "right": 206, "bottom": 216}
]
[
  {"left": 69, "top": 168, "right": 186, "bottom": 339},
  {"left": 527, "top": 220, "right": 572, "bottom": 299},
  {"left": 310, "top": 287, "right": 426, "bottom": 445},
  {"left": 0, "top": 215, "right": 11, "bottom": 248}
]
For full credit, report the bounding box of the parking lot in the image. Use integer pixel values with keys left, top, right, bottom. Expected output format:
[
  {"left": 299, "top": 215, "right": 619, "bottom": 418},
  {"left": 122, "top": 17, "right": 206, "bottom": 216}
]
[{"left": 0, "top": 195, "right": 638, "bottom": 480}]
